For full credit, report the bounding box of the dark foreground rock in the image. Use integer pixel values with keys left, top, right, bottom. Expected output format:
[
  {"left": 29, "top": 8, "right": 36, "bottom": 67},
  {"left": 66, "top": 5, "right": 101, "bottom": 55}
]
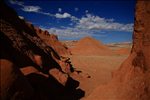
[{"left": 0, "top": 1, "right": 84, "bottom": 100}]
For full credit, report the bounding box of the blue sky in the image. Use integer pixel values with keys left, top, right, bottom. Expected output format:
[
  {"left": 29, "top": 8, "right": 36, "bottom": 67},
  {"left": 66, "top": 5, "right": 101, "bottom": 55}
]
[{"left": 6, "top": 0, "right": 136, "bottom": 43}]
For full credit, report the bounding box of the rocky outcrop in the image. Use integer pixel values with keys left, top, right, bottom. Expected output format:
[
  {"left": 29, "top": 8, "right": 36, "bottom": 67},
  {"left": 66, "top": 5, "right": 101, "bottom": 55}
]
[
  {"left": 0, "top": 1, "right": 84, "bottom": 100},
  {"left": 0, "top": 59, "right": 34, "bottom": 100},
  {"left": 34, "top": 26, "right": 71, "bottom": 56},
  {"left": 71, "top": 36, "right": 113, "bottom": 56},
  {"left": 86, "top": 1, "right": 150, "bottom": 100}
]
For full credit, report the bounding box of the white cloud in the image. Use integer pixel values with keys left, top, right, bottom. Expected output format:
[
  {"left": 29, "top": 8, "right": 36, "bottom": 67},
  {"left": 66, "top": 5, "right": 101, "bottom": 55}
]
[
  {"left": 18, "top": 16, "right": 24, "bottom": 19},
  {"left": 9, "top": 0, "right": 24, "bottom": 6},
  {"left": 85, "top": 10, "right": 88, "bottom": 13},
  {"left": 22, "top": 6, "right": 41, "bottom": 12},
  {"left": 37, "top": 11, "right": 54, "bottom": 16},
  {"left": 41, "top": 26, "right": 107, "bottom": 40},
  {"left": 54, "top": 13, "right": 79, "bottom": 21},
  {"left": 9, "top": 0, "right": 79, "bottom": 20},
  {"left": 69, "top": 23, "right": 73, "bottom": 26},
  {"left": 76, "top": 14, "right": 133, "bottom": 32},
  {"left": 70, "top": 16, "right": 79, "bottom": 21},
  {"left": 10, "top": 0, "right": 41, "bottom": 13},
  {"left": 40, "top": 13, "right": 133, "bottom": 39},
  {"left": 10, "top": 0, "right": 133, "bottom": 38},
  {"left": 55, "top": 13, "right": 71, "bottom": 18},
  {"left": 75, "top": 8, "right": 79, "bottom": 11},
  {"left": 41, "top": 27, "right": 90, "bottom": 38},
  {"left": 58, "top": 8, "right": 62, "bottom": 12}
]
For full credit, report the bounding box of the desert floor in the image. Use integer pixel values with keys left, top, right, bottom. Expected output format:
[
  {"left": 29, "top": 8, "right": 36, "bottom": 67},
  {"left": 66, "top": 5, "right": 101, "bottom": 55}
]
[
  {"left": 66, "top": 43, "right": 131, "bottom": 99},
  {"left": 70, "top": 55, "right": 128, "bottom": 99}
]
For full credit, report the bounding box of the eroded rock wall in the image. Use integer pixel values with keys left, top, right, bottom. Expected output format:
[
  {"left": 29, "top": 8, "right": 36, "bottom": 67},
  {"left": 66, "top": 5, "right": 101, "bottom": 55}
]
[
  {"left": 86, "top": 1, "right": 150, "bottom": 100},
  {"left": 0, "top": 1, "right": 84, "bottom": 100}
]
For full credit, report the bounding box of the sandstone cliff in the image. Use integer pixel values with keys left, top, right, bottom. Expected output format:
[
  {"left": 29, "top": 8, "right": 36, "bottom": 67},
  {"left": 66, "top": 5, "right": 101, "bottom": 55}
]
[{"left": 86, "top": 1, "right": 150, "bottom": 100}]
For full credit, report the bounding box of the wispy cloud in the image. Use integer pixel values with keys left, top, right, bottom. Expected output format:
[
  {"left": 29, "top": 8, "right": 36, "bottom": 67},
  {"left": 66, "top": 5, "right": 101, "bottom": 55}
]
[
  {"left": 54, "top": 13, "right": 79, "bottom": 21},
  {"left": 55, "top": 13, "right": 71, "bottom": 18},
  {"left": 10, "top": 0, "right": 41, "bottom": 13},
  {"left": 10, "top": 0, "right": 133, "bottom": 40},
  {"left": 9, "top": 0, "right": 24, "bottom": 6},
  {"left": 75, "top": 8, "right": 79, "bottom": 11},
  {"left": 40, "top": 25, "right": 106, "bottom": 39},
  {"left": 18, "top": 16, "right": 24, "bottom": 19},
  {"left": 21, "top": 6, "right": 41, "bottom": 12},
  {"left": 9, "top": 0, "right": 78, "bottom": 20},
  {"left": 85, "top": 10, "right": 89, "bottom": 13},
  {"left": 42, "top": 27, "right": 90, "bottom": 38},
  {"left": 58, "top": 8, "right": 62, "bottom": 12},
  {"left": 41, "top": 14, "right": 133, "bottom": 39},
  {"left": 76, "top": 14, "right": 133, "bottom": 32}
]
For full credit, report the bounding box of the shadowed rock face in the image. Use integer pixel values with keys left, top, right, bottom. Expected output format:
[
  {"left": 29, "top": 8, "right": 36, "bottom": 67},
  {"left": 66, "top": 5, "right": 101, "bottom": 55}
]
[
  {"left": 86, "top": 1, "right": 150, "bottom": 100},
  {"left": 0, "top": 59, "right": 34, "bottom": 100},
  {"left": 0, "top": 1, "right": 84, "bottom": 100}
]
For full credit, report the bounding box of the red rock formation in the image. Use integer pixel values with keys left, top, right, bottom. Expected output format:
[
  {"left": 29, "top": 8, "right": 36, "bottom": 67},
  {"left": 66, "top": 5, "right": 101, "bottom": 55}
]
[
  {"left": 0, "top": 59, "right": 34, "bottom": 100},
  {"left": 86, "top": 1, "right": 150, "bottom": 100},
  {"left": 34, "top": 26, "right": 71, "bottom": 56},
  {"left": 0, "top": 1, "right": 84, "bottom": 99},
  {"left": 71, "top": 36, "right": 113, "bottom": 56}
]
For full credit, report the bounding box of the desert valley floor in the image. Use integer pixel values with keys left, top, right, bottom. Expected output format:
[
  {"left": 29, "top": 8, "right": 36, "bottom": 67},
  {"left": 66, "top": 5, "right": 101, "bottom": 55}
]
[
  {"left": 62, "top": 39, "right": 132, "bottom": 99},
  {"left": 1, "top": 1, "right": 150, "bottom": 100}
]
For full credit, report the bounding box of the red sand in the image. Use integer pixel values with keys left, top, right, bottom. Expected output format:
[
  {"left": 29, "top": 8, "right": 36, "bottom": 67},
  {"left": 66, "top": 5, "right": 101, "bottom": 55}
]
[
  {"left": 115, "top": 48, "right": 131, "bottom": 55},
  {"left": 71, "top": 36, "right": 113, "bottom": 56}
]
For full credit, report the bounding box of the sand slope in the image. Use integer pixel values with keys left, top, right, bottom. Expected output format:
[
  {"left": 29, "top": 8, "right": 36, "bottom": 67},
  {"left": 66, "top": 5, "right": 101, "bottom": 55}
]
[{"left": 71, "top": 36, "right": 113, "bottom": 56}]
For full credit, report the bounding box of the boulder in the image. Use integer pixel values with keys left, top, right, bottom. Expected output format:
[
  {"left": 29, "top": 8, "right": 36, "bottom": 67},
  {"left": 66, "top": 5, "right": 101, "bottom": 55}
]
[{"left": 0, "top": 59, "right": 34, "bottom": 100}]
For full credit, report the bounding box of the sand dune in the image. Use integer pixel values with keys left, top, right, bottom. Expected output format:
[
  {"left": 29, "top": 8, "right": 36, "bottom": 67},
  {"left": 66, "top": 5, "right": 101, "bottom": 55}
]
[{"left": 71, "top": 36, "right": 113, "bottom": 56}]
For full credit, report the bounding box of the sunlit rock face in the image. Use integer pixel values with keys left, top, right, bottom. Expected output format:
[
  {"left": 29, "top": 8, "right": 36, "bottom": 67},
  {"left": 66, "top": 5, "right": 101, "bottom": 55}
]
[
  {"left": 86, "top": 1, "right": 150, "bottom": 100},
  {"left": 34, "top": 26, "right": 71, "bottom": 56}
]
